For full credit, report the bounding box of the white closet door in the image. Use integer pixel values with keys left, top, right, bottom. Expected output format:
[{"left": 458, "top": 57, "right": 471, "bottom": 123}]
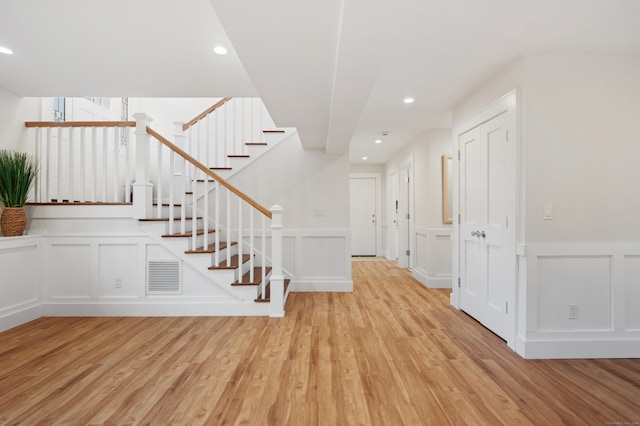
[{"left": 459, "top": 111, "right": 514, "bottom": 341}]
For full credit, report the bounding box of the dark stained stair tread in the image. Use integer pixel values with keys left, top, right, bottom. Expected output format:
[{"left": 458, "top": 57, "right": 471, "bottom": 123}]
[
  {"left": 255, "top": 279, "right": 291, "bottom": 303},
  {"left": 228, "top": 154, "right": 250, "bottom": 158},
  {"left": 185, "top": 241, "right": 237, "bottom": 254},
  {"left": 262, "top": 130, "right": 285, "bottom": 133},
  {"left": 139, "top": 216, "right": 201, "bottom": 222},
  {"left": 208, "top": 254, "right": 251, "bottom": 270},
  {"left": 210, "top": 167, "right": 232, "bottom": 170},
  {"left": 244, "top": 142, "right": 267, "bottom": 146},
  {"left": 232, "top": 266, "right": 273, "bottom": 286},
  {"left": 162, "top": 229, "right": 215, "bottom": 238}
]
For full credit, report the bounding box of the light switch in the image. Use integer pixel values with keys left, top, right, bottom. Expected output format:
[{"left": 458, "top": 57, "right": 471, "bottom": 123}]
[{"left": 544, "top": 205, "right": 552, "bottom": 220}]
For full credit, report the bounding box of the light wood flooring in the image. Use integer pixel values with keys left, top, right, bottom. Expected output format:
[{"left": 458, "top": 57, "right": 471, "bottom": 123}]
[{"left": 1, "top": 260, "right": 639, "bottom": 425}]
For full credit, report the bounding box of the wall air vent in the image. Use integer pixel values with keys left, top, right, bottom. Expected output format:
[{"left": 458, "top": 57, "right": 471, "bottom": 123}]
[{"left": 147, "top": 260, "right": 181, "bottom": 294}]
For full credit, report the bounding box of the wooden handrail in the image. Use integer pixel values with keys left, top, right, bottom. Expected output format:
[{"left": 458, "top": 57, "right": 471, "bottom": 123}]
[
  {"left": 146, "top": 126, "right": 272, "bottom": 219},
  {"left": 25, "top": 121, "right": 136, "bottom": 128},
  {"left": 182, "top": 98, "right": 232, "bottom": 131}
]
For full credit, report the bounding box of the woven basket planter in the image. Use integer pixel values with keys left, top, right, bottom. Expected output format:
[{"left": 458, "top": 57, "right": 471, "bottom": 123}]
[{"left": 1, "top": 207, "right": 27, "bottom": 237}]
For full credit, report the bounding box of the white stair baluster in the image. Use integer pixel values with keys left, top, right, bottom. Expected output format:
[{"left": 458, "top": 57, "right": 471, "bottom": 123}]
[
  {"left": 56, "top": 127, "right": 63, "bottom": 201},
  {"left": 79, "top": 127, "right": 86, "bottom": 202},
  {"left": 168, "top": 150, "right": 175, "bottom": 235},
  {"left": 261, "top": 214, "right": 266, "bottom": 291},
  {"left": 91, "top": 127, "right": 97, "bottom": 203},
  {"left": 113, "top": 127, "right": 119, "bottom": 202},
  {"left": 250, "top": 208, "right": 254, "bottom": 284},
  {"left": 226, "top": 189, "right": 231, "bottom": 267},
  {"left": 203, "top": 175, "right": 209, "bottom": 253},
  {"left": 68, "top": 128, "right": 74, "bottom": 202},
  {"left": 34, "top": 128, "right": 41, "bottom": 202},
  {"left": 45, "top": 128, "right": 52, "bottom": 202},
  {"left": 125, "top": 127, "right": 132, "bottom": 202},
  {"left": 237, "top": 199, "right": 243, "bottom": 280},
  {"left": 156, "top": 138, "right": 163, "bottom": 218},
  {"left": 214, "top": 181, "right": 219, "bottom": 267},
  {"left": 190, "top": 164, "right": 197, "bottom": 251},
  {"left": 180, "top": 158, "right": 186, "bottom": 235},
  {"left": 102, "top": 127, "right": 108, "bottom": 202}
]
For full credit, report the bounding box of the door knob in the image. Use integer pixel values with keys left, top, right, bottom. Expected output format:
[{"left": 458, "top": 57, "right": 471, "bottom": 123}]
[
  {"left": 471, "top": 231, "right": 478, "bottom": 237},
  {"left": 480, "top": 231, "right": 486, "bottom": 238}
]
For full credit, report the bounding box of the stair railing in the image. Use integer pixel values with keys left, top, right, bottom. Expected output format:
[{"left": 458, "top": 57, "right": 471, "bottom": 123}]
[
  {"left": 181, "top": 98, "right": 275, "bottom": 170},
  {"left": 138, "top": 115, "right": 284, "bottom": 317},
  {"left": 24, "top": 121, "right": 135, "bottom": 204}
]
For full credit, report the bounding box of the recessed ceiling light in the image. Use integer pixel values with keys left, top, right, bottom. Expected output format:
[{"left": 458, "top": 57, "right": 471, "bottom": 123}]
[
  {"left": 374, "top": 139, "right": 382, "bottom": 144},
  {"left": 213, "top": 46, "right": 228, "bottom": 55},
  {"left": 0, "top": 46, "right": 13, "bottom": 55},
  {"left": 403, "top": 97, "right": 414, "bottom": 104},
  {"left": 362, "top": 156, "right": 368, "bottom": 160}
]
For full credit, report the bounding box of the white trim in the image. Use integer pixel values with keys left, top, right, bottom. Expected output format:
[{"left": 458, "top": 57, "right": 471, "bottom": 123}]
[{"left": 43, "top": 301, "right": 269, "bottom": 317}]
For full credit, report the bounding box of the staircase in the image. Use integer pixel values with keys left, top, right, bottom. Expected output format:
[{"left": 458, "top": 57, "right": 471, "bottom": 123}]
[{"left": 24, "top": 98, "right": 291, "bottom": 317}]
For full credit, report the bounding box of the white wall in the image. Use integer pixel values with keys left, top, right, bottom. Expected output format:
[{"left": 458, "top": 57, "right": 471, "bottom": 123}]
[
  {"left": 0, "top": 88, "right": 40, "bottom": 151},
  {"left": 522, "top": 53, "right": 640, "bottom": 243},
  {"left": 453, "top": 52, "right": 640, "bottom": 358},
  {"left": 384, "top": 129, "right": 453, "bottom": 288}
]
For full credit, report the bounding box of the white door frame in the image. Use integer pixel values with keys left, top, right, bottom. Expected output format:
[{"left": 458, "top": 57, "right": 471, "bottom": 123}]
[
  {"left": 452, "top": 90, "right": 518, "bottom": 349},
  {"left": 350, "top": 173, "right": 382, "bottom": 256}
]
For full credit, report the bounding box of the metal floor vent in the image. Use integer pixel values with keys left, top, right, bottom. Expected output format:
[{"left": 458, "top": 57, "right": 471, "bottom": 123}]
[{"left": 147, "top": 260, "right": 181, "bottom": 294}]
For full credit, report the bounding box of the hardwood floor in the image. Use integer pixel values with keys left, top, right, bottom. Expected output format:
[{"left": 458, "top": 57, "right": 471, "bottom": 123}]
[{"left": 1, "top": 260, "right": 639, "bottom": 425}]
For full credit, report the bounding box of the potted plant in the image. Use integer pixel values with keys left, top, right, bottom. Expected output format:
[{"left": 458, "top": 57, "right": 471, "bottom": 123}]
[{"left": 0, "top": 150, "right": 38, "bottom": 236}]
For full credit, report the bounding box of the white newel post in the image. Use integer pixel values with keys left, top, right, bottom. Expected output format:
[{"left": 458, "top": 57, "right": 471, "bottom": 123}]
[
  {"left": 269, "top": 205, "right": 285, "bottom": 317},
  {"left": 132, "top": 113, "right": 153, "bottom": 219}
]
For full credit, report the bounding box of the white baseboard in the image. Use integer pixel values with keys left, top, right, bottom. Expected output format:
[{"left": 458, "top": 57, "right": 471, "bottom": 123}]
[
  {"left": 0, "top": 301, "right": 43, "bottom": 333},
  {"left": 412, "top": 268, "right": 452, "bottom": 289},
  {"left": 516, "top": 335, "right": 640, "bottom": 359},
  {"left": 292, "top": 280, "right": 353, "bottom": 292},
  {"left": 43, "top": 301, "right": 270, "bottom": 317}
]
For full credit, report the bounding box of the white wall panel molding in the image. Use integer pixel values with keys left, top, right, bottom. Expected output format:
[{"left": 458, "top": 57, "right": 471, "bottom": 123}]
[
  {"left": 517, "top": 242, "right": 640, "bottom": 358},
  {"left": 412, "top": 227, "right": 452, "bottom": 289},
  {"left": 0, "top": 236, "right": 44, "bottom": 332}
]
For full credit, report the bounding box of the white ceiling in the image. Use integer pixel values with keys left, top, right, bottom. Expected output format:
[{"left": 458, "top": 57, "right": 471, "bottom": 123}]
[{"left": 1, "top": 0, "right": 640, "bottom": 164}]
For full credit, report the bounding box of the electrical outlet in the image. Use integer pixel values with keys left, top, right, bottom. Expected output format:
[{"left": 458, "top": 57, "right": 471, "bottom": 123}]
[
  {"left": 114, "top": 277, "right": 123, "bottom": 288},
  {"left": 568, "top": 304, "right": 578, "bottom": 320}
]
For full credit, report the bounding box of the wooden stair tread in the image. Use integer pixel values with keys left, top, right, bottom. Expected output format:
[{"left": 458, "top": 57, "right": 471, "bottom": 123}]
[
  {"left": 232, "top": 266, "right": 272, "bottom": 286},
  {"left": 139, "top": 216, "right": 201, "bottom": 222},
  {"left": 185, "top": 241, "right": 237, "bottom": 254},
  {"left": 210, "top": 167, "right": 232, "bottom": 170},
  {"left": 208, "top": 254, "right": 251, "bottom": 270},
  {"left": 228, "top": 154, "right": 250, "bottom": 158},
  {"left": 162, "top": 229, "right": 215, "bottom": 238},
  {"left": 153, "top": 202, "right": 182, "bottom": 207},
  {"left": 263, "top": 130, "right": 285, "bottom": 133},
  {"left": 255, "top": 279, "right": 291, "bottom": 303},
  {"left": 195, "top": 179, "right": 216, "bottom": 182},
  {"left": 245, "top": 142, "right": 267, "bottom": 146}
]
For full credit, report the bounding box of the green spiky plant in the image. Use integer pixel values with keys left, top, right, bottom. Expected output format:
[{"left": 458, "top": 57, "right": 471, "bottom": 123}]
[{"left": 0, "top": 150, "right": 38, "bottom": 208}]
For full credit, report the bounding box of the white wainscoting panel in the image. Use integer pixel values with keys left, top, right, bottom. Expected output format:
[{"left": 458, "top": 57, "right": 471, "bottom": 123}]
[
  {"left": 624, "top": 255, "right": 640, "bottom": 331},
  {"left": 412, "top": 227, "right": 452, "bottom": 288},
  {"left": 0, "top": 236, "right": 43, "bottom": 332},
  {"left": 537, "top": 255, "right": 612, "bottom": 331},
  {"left": 98, "top": 244, "right": 139, "bottom": 298},
  {"left": 49, "top": 243, "right": 92, "bottom": 298},
  {"left": 518, "top": 243, "right": 640, "bottom": 359},
  {"left": 258, "top": 229, "right": 352, "bottom": 292}
]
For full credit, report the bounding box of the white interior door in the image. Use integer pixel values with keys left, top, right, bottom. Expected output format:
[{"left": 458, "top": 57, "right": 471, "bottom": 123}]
[
  {"left": 459, "top": 111, "right": 514, "bottom": 341},
  {"left": 390, "top": 172, "right": 399, "bottom": 260},
  {"left": 350, "top": 177, "right": 377, "bottom": 256},
  {"left": 397, "top": 167, "right": 411, "bottom": 268}
]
